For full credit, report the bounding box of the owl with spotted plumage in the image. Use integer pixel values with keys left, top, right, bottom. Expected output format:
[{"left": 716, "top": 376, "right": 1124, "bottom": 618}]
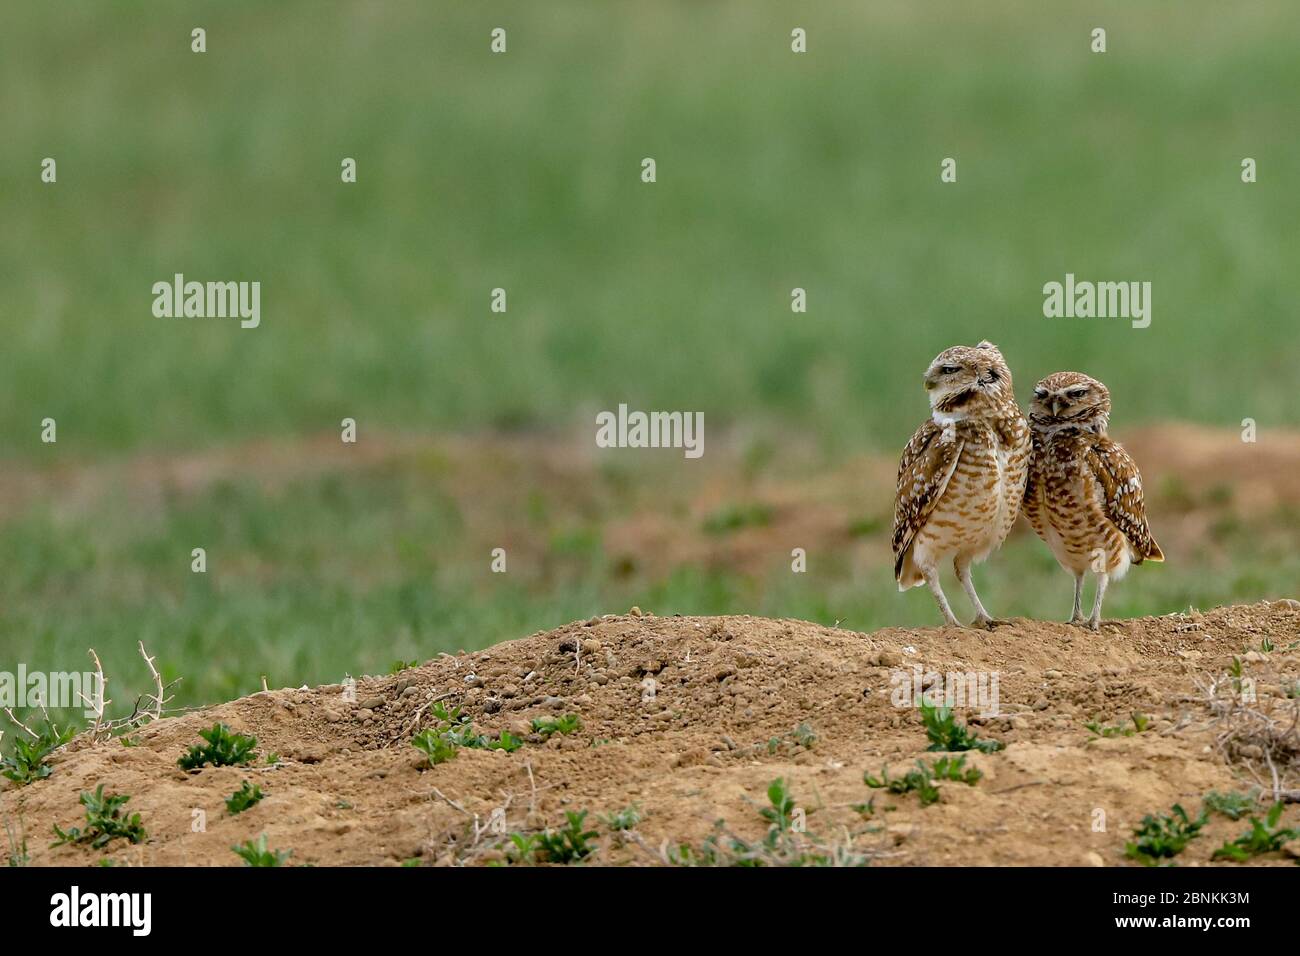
[
  {"left": 1022, "top": 371, "right": 1163, "bottom": 630},
  {"left": 891, "top": 341, "right": 1030, "bottom": 629}
]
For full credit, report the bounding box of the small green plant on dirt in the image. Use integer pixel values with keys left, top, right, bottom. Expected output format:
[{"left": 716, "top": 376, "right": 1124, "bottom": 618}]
[
  {"left": 921, "top": 703, "right": 1003, "bottom": 753},
  {"left": 423, "top": 702, "right": 477, "bottom": 744},
  {"left": 439, "top": 702, "right": 523, "bottom": 750},
  {"left": 1, "top": 720, "right": 75, "bottom": 785},
  {"left": 669, "top": 779, "right": 868, "bottom": 867},
  {"left": 1202, "top": 789, "right": 1260, "bottom": 821},
  {"left": 864, "top": 756, "right": 981, "bottom": 807},
  {"left": 410, "top": 702, "right": 476, "bottom": 764},
  {"left": 757, "top": 778, "right": 799, "bottom": 833},
  {"left": 1212, "top": 803, "right": 1298, "bottom": 862},
  {"left": 599, "top": 804, "right": 643, "bottom": 832},
  {"left": 1124, "top": 804, "right": 1207, "bottom": 866},
  {"left": 225, "top": 781, "right": 264, "bottom": 814},
  {"left": 1085, "top": 713, "right": 1150, "bottom": 739},
  {"left": 664, "top": 830, "right": 727, "bottom": 866},
  {"left": 485, "top": 730, "right": 523, "bottom": 753},
  {"left": 768, "top": 722, "right": 817, "bottom": 754},
  {"left": 435, "top": 699, "right": 466, "bottom": 721},
  {"left": 178, "top": 723, "right": 258, "bottom": 771},
  {"left": 851, "top": 796, "right": 875, "bottom": 818},
  {"left": 233, "top": 834, "right": 291, "bottom": 866},
  {"left": 4, "top": 817, "right": 28, "bottom": 867},
  {"left": 534, "top": 810, "right": 599, "bottom": 863},
  {"left": 411, "top": 726, "right": 459, "bottom": 766},
  {"left": 51, "top": 786, "right": 147, "bottom": 850},
  {"left": 411, "top": 703, "right": 522, "bottom": 766},
  {"left": 389, "top": 659, "right": 418, "bottom": 674},
  {"left": 531, "top": 713, "right": 581, "bottom": 738},
  {"left": 865, "top": 763, "right": 940, "bottom": 806},
  {"left": 498, "top": 832, "right": 541, "bottom": 865},
  {"left": 929, "top": 754, "right": 983, "bottom": 785},
  {"left": 1259, "top": 636, "right": 1275, "bottom": 653},
  {"left": 1228, "top": 656, "right": 1246, "bottom": 694}
]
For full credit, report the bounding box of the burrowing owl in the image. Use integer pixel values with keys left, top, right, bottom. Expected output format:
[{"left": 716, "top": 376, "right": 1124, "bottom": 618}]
[
  {"left": 892, "top": 342, "right": 1030, "bottom": 628},
  {"left": 1022, "top": 371, "right": 1164, "bottom": 630}
]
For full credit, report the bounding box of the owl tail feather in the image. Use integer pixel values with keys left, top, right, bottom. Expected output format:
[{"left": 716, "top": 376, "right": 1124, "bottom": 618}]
[{"left": 895, "top": 548, "right": 924, "bottom": 589}]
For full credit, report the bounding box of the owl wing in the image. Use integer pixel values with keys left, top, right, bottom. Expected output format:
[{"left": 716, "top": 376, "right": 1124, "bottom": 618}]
[
  {"left": 1085, "top": 438, "right": 1164, "bottom": 562},
  {"left": 1020, "top": 431, "right": 1046, "bottom": 528},
  {"left": 892, "top": 419, "right": 964, "bottom": 580}
]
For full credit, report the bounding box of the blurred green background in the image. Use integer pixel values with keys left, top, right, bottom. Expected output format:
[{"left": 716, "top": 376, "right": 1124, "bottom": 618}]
[{"left": 1, "top": 1, "right": 1298, "bottom": 724}]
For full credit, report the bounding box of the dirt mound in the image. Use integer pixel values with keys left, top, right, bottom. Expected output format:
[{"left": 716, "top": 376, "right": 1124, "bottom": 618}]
[{"left": 6, "top": 601, "right": 1300, "bottom": 866}]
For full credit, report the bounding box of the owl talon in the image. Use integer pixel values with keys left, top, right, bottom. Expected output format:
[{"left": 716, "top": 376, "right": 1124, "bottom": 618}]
[{"left": 970, "top": 615, "right": 1004, "bottom": 631}]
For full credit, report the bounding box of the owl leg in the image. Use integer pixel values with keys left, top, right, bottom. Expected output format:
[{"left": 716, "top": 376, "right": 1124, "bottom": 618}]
[
  {"left": 1087, "top": 571, "right": 1109, "bottom": 631},
  {"left": 955, "top": 557, "right": 1000, "bottom": 630},
  {"left": 1068, "top": 573, "right": 1087, "bottom": 625},
  {"left": 924, "top": 567, "right": 962, "bottom": 628}
]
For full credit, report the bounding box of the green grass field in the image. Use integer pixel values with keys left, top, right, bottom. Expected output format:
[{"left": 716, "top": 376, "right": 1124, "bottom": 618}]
[{"left": 2, "top": 2, "right": 1298, "bottom": 729}]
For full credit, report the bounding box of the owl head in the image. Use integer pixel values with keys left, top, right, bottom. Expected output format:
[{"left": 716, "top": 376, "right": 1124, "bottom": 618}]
[
  {"left": 923, "top": 341, "right": 1016, "bottom": 418},
  {"left": 1028, "top": 371, "right": 1111, "bottom": 433}
]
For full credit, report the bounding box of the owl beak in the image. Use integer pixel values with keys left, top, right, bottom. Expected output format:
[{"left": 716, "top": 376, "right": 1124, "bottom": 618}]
[{"left": 1050, "top": 397, "right": 1063, "bottom": 416}]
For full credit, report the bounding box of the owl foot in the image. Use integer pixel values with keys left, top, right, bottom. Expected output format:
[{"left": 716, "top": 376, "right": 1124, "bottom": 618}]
[{"left": 969, "top": 614, "right": 1005, "bottom": 631}]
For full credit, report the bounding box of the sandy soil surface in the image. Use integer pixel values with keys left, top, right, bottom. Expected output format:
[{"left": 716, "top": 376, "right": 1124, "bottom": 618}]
[{"left": 5, "top": 600, "right": 1300, "bottom": 866}]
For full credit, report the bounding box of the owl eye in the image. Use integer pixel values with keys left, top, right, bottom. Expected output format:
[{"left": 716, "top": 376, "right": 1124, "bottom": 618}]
[
  {"left": 1033, "top": 389, "right": 1048, "bottom": 399},
  {"left": 939, "top": 365, "right": 961, "bottom": 375},
  {"left": 1067, "top": 388, "right": 1088, "bottom": 399}
]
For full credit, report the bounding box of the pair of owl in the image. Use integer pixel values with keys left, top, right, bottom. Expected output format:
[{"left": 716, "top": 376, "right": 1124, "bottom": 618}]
[{"left": 891, "top": 341, "right": 1163, "bottom": 631}]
